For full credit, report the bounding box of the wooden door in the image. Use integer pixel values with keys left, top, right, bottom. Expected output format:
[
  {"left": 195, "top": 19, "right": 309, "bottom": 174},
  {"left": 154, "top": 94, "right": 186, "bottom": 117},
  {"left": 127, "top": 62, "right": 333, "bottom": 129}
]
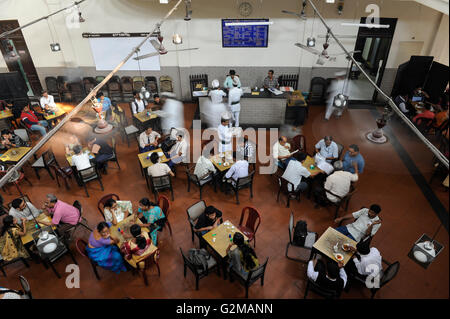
[{"left": 0, "top": 20, "right": 42, "bottom": 96}]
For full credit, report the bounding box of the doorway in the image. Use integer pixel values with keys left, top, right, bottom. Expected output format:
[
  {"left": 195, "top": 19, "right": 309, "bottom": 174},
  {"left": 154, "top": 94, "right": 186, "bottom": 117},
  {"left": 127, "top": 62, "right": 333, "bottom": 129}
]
[
  {"left": 0, "top": 20, "right": 42, "bottom": 97},
  {"left": 346, "top": 18, "right": 398, "bottom": 104}
]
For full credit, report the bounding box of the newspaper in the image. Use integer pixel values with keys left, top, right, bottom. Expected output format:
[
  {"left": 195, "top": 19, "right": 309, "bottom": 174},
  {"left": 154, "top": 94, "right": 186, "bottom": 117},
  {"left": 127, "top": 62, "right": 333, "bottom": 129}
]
[{"left": 315, "top": 153, "right": 334, "bottom": 175}]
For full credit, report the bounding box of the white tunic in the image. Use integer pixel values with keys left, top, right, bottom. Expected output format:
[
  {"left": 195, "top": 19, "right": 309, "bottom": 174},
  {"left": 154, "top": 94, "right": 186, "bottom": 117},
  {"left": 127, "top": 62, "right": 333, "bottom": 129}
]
[
  {"left": 209, "top": 89, "right": 227, "bottom": 104},
  {"left": 40, "top": 95, "right": 57, "bottom": 111},
  {"left": 228, "top": 87, "right": 243, "bottom": 112},
  {"left": 161, "top": 98, "right": 184, "bottom": 134},
  {"left": 218, "top": 124, "right": 232, "bottom": 153}
]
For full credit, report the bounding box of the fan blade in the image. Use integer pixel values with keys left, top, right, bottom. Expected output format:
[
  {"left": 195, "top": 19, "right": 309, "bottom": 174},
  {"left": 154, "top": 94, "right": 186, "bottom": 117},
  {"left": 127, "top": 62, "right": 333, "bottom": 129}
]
[
  {"left": 331, "top": 50, "right": 362, "bottom": 57},
  {"left": 133, "top": 52, "right": 160, "bottom": 60},
  {"left": 294, "top": 43, "right": 321, "bottom": 55},
  {"left": 174, "top": 47, "right": 199, "bottom": 52},
  {"left": 281, "top": 10, "right": 303, "bottom": 19},
  {"left": 150, "top": 39, "right": 161, "bottom": 51}
]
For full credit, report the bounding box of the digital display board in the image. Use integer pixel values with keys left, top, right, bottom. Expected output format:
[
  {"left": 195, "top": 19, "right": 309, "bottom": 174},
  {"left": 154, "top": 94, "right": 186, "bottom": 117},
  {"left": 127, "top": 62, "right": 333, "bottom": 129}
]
[{"left": 222, "top": 19, "right": 269, "bottom": 48}]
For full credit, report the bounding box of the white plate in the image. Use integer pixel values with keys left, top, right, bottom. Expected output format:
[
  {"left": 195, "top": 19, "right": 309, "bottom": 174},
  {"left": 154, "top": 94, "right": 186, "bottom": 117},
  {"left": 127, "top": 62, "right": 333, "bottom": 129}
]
[
  {"left": 334, "top": 253, "right": 344, "bottom": 261},
  {"left": 157, "top": 152, "right": 164, "bottom": 157}
]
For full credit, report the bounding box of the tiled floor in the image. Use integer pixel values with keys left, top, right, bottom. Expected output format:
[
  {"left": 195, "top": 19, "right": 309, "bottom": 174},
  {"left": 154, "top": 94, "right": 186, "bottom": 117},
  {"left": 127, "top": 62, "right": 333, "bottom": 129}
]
[{"left": 0, "top": 102, "right": 448, "bottom": 299}]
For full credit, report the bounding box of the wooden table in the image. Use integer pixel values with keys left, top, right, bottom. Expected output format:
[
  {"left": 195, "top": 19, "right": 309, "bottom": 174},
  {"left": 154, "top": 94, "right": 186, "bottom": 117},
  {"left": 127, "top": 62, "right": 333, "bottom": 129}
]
[
  {"left": 303, "top": 155, "right": 324, "bottom": 177},
  {"left": 65, "top": 148, "right": 95, "bottom": 166},
  {"left": 312, "top": 227, "right": 357, "bottom": 266},
  {"left": 0, "top": 109, "right": 13, "bottom": 120},
  {"left": 210, "top": 153, "right": 234, "bottom": 172},
  {"left": 133, "top": 110, "right": 160, "bottom": 131},
  {"left": 21, "top": 214, "right": 55, "bottom": 245},
  {"left": 0, "top": 147, "right": 32, "bottom": 163},
  {"left": 203, "top": 220, "right": 248, "bottom": 258},
  {"left": 138, "top": 148, "right": 170, "bottom": 189},
  {"left": 109, "top": 214, "right": 154, "bottom": 247},
  {"left": 44, "top": 109, "right": 66, "bottom": 121}
]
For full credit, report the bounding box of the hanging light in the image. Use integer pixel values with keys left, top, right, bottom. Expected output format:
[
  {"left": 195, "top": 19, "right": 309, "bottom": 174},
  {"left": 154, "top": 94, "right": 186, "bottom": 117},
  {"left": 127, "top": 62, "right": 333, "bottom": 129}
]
[
  {"left": 50, "top": 43, "right": 61, "bottom": 52},
  {"left": 172, "top": 34, "right": 183, "bottom": 45},
  {"left": 78, "top": 7, "right": 85, "bottom": 23},
  {"left": 306, "top": 37, "right": 316, "bottom": 47},
  {"left": 184, "top": 0, "right": 192, "bottom": 21},
  {"left": 140, "top": 86, "right": 151, "bottom": 100}
]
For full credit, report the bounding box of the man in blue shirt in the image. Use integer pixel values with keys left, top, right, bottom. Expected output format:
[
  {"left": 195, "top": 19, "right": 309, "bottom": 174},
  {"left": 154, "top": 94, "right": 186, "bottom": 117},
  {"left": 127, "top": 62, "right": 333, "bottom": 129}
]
[
  {"left": 96, "top": 91, "right": 111, "bottom": 112},
  {"left": 342, "top": 144, "right": 365, "bottom": 174}
]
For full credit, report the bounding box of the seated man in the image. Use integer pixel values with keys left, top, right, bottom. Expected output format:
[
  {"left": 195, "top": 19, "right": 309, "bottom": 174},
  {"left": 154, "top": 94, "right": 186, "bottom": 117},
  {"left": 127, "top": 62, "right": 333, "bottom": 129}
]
[
  {"left": 40, "top": 194, "right": 81, "bottom": 234},
  {"left": 334, "top": 204, "right": 382, "bottom": 242},
  {"left": 40, "top": 90, "right": 58, "bottom": 112},
  {"left": 149, "top": 94, "right": 161, "bottom": 110},
  {"left": 71, "top": 144, "right": 92, "bottom": 171},
  {"left": 147, "top": 152, "right": 174, "bottom": 178},
  {"left": 413, "top": 103, "right": 435, "bottom": 126},
  {"left": 169, "top": 131, "right": 189, "bottom": 165},
  {"left": 315, "top": 136, "right": 339, "bottom": 163},
  {"left": 263, "top": 69, "right": 279, "bottom": 89},
  {"left": 102, "top": 198, "right": 132, "bottom": 225},
  {"left": 345, "top": 237, "right": 382, "bottom": 279},
  {"left": 139, "top": 126, "right": 161, "bottom": 153},
  {"left": 194, "top": 205, "right": 222, "bottom": 236},
  {"left": 394, "top": 94, "right": 411, "bottom": 116},
  {"left": 224, "top": 159, "right": 249, "bottom": 186},
  {"left": 193, "top": 155, "right": 217, "bottom": 180},
  {"left": 131, "top": 90, "right": 148, "bottom": 114},
  {"left": 281, "top": 152, "right": 310, "bottom": 192},
  {"left": 273, "top": 136, "right": 296, "bottom": 169},
  {"left": 307, "top": 254, "right": 347, "bottom": 295},
  {"left": 411, "top": 87, "right": 430, "bottom": 103},
  {"left": 342, "top": 144, "right": 365, "bottom": 174},
  {"left": 1, "top": 129, "right": 27, "bottom": 150},
  {"left": 20, "top": 104, "right": 48, "bottom": 136},
  {"left": 96, "top": 91, "right": 111, "bottom": 113},
  {"left": 9, "top": 197, "right": 41, "bottom": 225},
  {"left": 87, "top": 135, "right": 114, "bottom": 173},
  {"left": 235, "top": 136, "right": 256, "bottom": 163},
  {"left": 313, "top": 160, "right": 358, "bottom": 207}
]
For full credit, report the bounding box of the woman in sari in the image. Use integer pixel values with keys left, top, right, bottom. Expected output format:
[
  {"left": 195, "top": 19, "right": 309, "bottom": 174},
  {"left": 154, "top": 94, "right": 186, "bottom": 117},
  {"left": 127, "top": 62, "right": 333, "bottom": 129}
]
[
  {"left": 135, "top": 198, "right": 165, "bottom": 245},
  {"left": 0, "top": 216, "right": 29, "bottom": 262},
  {"left": 106, "top": 100, "right": 125, "bottom": 127},
  {"left": 120, "top": 224, "right": 156, "bottom": 269},
  {"left": 86, "top": 222, "right": 127, "bottom": 274}
]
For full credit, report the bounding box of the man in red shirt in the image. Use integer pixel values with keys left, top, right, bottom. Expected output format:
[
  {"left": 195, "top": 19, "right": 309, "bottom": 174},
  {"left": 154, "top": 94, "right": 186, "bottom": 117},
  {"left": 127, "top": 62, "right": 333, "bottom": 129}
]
[
  {"left": 20, "top": 104, "right": 48, "bottom": 136},
  {"left": 413, "top": 104, "right": 435, "bottom": 127}
]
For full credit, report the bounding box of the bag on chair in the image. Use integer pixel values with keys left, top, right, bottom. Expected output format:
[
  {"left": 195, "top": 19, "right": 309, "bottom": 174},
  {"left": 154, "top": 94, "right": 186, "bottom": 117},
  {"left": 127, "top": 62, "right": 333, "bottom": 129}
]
[
  {"left": 293, "top": 220, "right": 308, "bottom": 247},
  {"left": 188, "top": 248, "right": 210, "bottom": 272}
]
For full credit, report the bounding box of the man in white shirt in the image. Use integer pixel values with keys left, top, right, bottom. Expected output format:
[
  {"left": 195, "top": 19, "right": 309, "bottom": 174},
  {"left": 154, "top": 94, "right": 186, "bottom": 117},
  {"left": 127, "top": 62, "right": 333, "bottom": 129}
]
[
  {"left": 9, "top": 198, "right": 41, "bottom": 225},
  {"left": 131, "top": 90, "right": 148, "bottom": 114},
  {"left": 139, "top": 127, "right": 161, "bottom": 153},
  {"left": 228, "top": 78, "right": 244, "bottom": 127},
  {"left": 315, "top": 136, "right": 339, "bottom": 163},
  {"left": 169, "top": 131, "right": 189, "bottom": 164},
  {"left": 209, "top": 79, "right": 227, "bottom": 105},
  {"left": 218, "top": 116, "right": 232, "bottom": 154},
  {"left": 334, "top": 204, "right": 382, "bottom": 242},
  {"left": 148, "top": 152, "right": 174, "bottom": 177},
  {"left": 71, "top": 145, "right": 92, "bottom": 171},
  {"left": 281, "top": 152, "right": 310, "bottom": 192},
  {"left": 40, "top": 90, "right": 57, "bottom": 112},
  {"left": 273, "top": 136, "right": 296, "bottom": 169},
  {"left": 307, "top": 254, "right": 347, "bottom": 294},
  {"left": 345, "top": 237, "right": 382, "bottom": 278},
  {"left": 224, "top": 160, "right": 249, "bottom": 184},
  {"left": 194, "top": 155, "right": 217, "bottom": 180}
]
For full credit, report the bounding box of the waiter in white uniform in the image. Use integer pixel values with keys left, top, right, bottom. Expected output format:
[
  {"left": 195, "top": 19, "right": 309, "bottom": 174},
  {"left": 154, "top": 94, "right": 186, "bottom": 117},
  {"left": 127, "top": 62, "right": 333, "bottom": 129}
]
[
  {"left": 218, "top": 113, "right": 233, "bottom": 154},
  {"left": 228, "top": 78, "right": 244, "bottom": 127},
  {"left": 325, "top": 71, "right": 346, "bottom": 120},
  {"left": 204, "top": 79, "right": 227, "bottom": 128},
  {"left": 161, "top": 92, "right": 184, "bottom": 135}
]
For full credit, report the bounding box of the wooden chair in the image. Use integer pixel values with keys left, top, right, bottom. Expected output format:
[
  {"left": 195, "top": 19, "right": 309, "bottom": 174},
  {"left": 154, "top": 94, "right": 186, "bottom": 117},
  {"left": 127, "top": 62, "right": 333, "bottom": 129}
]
[
  {"left": 277, "top": 176, "right": 301, "bottom": 208},
  {"left": 308, "top": 77, "right": 328, "bottom": 105},
  {"left": 145, "top": 76, "right": 159, "bottom": 95},
  {"left": 49, "top": 164, "right": 73, "bottom": 190},
  {"left": 304, "top": 276, "right": 340, "bottom": 299},
  {"left": 285, "top": 212, "right": 317, "bottom": 262},
  {"left": 237, "top": 207, "right": 261, "bottom": 247},
  {"left": 68, "top": 78, "right": 84, "bottom": 102},
  {"left": 107, "top": 75, "right": 122, "bottom": 101},
  {"left": 95, "top": 76, "right": 106, "bottom": 85},
  {"left": 107, "top": 137, "right": 121, "bottom": 170},
  {"left": 45, "top": 76, "right": 61, "bottom": 102},
  {"left": 180, "top": 247, "right": 220, "bottom": 290},
  {"left": 228, "top": 170, "right": 255, "bottom": 205},
  {"left": 133, "top": 76, "right": 145, "bottom": 92},
  {"left": 120, "top": 76, "right": 134, "bottom": 99},
  {"left": 75, "top": 238, "right": 101, "bottom": 280},
  {"left": 83, "top": 77, "right": 96, "bottom": 94},
  {"left": 229, "top": 257, "right": 269, "bottom": 298},
  {"left": 0, "top": 256, "right": 30, "bottom": 277},
  {"left": 97, "top": 194, "right": 120, "bottom": 220},
  {"left": 186, "top": 200, "right": 206, "bottom": 243},
  {"left": 0, "top": 168, "right": 32, "bottom": 197},
  {"left": 149, "top": 174, "right": 174, "bottom": 202},
  {"left": 185, "top": 165, "right": 216, "bottom": 200},
  {"left": 324, "top": 183, "right": 357, "bottom": 219},
  {"left": 159, "top": 75, "right": 174, "bottom": 93},
  {"left": 133, "top": 249, "right": 160, "bottom": 286},
  {"left": 57, "top": 76, "right": 71, "bottom": 102},
  {"left": 18, "top": 275, "right": 32, "bottom": 299},
  {"left": 157, "top": 195, "right": 172, "bottom": 236},
  {"left": 62, "top": 200, "right": 92, "bottom": 243},
  {"left": 292, "top": 134, "right": 307, "bottom": 154},
  {"left": 76, "top": 166, "right": 104, "bottom": 198},
  {"left": 32, "top": 148, "right": 59, "bottom": 180}
]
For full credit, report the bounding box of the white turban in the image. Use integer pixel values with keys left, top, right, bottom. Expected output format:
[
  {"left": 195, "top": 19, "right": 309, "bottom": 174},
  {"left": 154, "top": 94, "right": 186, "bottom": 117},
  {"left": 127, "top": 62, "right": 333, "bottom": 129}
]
[{"left": 212, "top": 79, "right": 220, "bottom": 88}]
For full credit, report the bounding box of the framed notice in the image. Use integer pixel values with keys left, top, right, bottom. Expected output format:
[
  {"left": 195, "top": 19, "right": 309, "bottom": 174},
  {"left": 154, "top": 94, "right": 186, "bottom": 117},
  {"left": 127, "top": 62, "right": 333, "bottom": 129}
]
[{"left": 222, "top": 19, "right": 269, "bottom": 48}]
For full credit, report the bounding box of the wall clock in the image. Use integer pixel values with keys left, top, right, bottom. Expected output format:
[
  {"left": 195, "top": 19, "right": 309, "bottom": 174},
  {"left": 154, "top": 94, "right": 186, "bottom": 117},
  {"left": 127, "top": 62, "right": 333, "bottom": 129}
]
[{"left": 239, "top": 2, "right": 253, "bottom": 17}]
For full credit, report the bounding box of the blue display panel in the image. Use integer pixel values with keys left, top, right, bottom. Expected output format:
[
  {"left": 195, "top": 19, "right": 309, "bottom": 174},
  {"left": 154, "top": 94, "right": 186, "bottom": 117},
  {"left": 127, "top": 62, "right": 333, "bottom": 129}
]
[{"left": 222, "top": 19, "right": 269, "bottom": 48}]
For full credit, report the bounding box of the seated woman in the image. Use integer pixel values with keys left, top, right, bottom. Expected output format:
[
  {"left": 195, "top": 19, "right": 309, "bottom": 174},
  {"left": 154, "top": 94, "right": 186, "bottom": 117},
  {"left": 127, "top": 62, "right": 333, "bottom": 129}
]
[
  {"left": 135, "top": 198, "right": 165, "bottom": 246},
  {"left": 106, "top": 100, "right": 125, "bottom": 127},
  {"left": 120, "top": 224, "right": 156, "bottom": 269},
  {"left": 226, "top": 232, "right": 259, "bottom": 278},
  {"left": 65, "top": 135, "right": 81, "bottom": 155},
  {"left": 103, "top": 198, "right": 132, "bottom": 225},
  {"left": 86, "top": 221, "right": 127, "bottom": 274},
  {"left": 0, "top": 216, "right": 29, "bottom": 262},
  {"left": 194, "top": 206, "right": 222, "bottom": 236}
]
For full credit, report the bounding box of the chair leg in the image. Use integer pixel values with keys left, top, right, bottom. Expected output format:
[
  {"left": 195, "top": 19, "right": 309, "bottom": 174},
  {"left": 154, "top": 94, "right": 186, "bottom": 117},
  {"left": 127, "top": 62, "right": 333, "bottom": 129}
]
[
  {"left": 187, "top": 179, "right": 191, "bottom": 193},
  {"left": 235, "top": 190, "right": 239, "bottom": 205},
  {"left": 24, "top": 176, "right": 32, "bottom": 186},
  {"left": 55, "top": 174, "right": 61, "bottom": 188},
  {"left": 286, "top": 195, "right": 290, "bottom": 208},
  {"left": 34, "top": 168, "right": 41, "bottom": 180},
  {"left": 64, "top": 177, "right": 71, "bottom": 190},
  {"left": 250, "top": 184, "right": 253, "bottom": 198},
  {"left": 166, "top": 221, "right": 173, "bottom": 236},
  {"left": 334, "top": 205, "right": 340, "bottom": 220},
  {"left": 46, "top": 166, "right": 55, "bottom": 179},
  {"left": 142, "top": 268, "right": 149, "bottom": 286},
  {"left": 98, "top": 178, "right": 104, "bottom": 191},
  {"left": 277, "top": 189, "right": 281, "bottom": 202},
  {"left": 21, "top": 257, "right": 30, "bottom": 268},
  {"left": 14, "top": 182, "right": 24, "bottom": 197},
  {"left": 116, "top": 159, "right": 121, "bottom": 170},
  {"left": 199, "top": 186, "right": 202, "bottom": 200},
  {"left": 245, "top": 285, "right": 249, "bottom": 299},
  {"left": 195, "top": 275, "right": 199, "bottom": 290},
  {"left": 0, "top": 264, "right": 5, "bottom": 276},
  {"left": 170, "top": 188, "right": 174, "bottom": 201},
  {"left": 83, "top": 184, "right": 89, "bottom": 197},
  {"left": 49, "top": 261, "right": 61, "bottom": 279}
]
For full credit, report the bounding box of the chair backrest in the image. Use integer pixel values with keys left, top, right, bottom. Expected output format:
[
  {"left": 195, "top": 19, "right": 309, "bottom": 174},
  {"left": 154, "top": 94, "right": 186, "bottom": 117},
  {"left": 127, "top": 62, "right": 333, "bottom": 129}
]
[
  {"left": 45, "top": 77, "right": 58, "bottom": 93},
  {"left": 307, "top": 277, "right": 339, "bottom": 299},
  {"left": 121, "top": 76, "right": 133, "bottom": 92},
  {"left": 75, "top": 238, "right": 88, "bottom": 258},
  {"left": 179, "top": 247, "right": 199, "bottom": 274},
  {"left": 380, "top": 261, "right": 400, "bottom": 288},
  {"left": 160, "top": 75, "right": 174, "bottom": 92},
  {"left": 292, "top": 134, "right": 307, "bottom": 153},
  {"left": 246, "top": 257, "right": 268, "bottom": 285},
  {"left": 239, "top": 206, "right": 261, "bottom": 234},
  {"left": 336, "top": 142, "right": 344, "bottom": 159},
  {"left": 43, "top": 148, "right": 56, "bottom": 166},
  {"left": 186, "top": 200, "right": 206, "bottom": 225},
  {"left": 150, "top": 174, "right": 172, "bottom": 190},
  {"left": 97, "top": 194, "right": 120, "bottom": 220},
  {"left": 13, "top": 129, "right": 29, "bottom": 143},
  {"left": 77, "top": 166, "right": 99, "bottom": 181},
  {"left": 278, "top": 74, "right": 299, "bottom": 90},
  {"left": 157, "top": 195, "right": 170, "bottom": 218},
  {"left": 237, "top": 170, "right": 255, "bottom": 188},
  {"left": 279, "top": 176, "right": 295, "bottom": 194},
  {"left": 95, "top": 76, "right": 105, "bottom": 84},
  {"left": 145, "top": 76, "right": 159, "bottom": 94},
  {"left": 18, "top": 275, "right": 32, "bottom": 299},
  {"left": 288, "top": 212, "right": 294, "bottom": 244}
]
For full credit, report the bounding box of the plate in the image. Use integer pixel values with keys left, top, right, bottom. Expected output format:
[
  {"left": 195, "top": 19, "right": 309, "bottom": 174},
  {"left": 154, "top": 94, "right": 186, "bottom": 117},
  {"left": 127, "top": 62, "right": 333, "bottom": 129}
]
[
  {"left": 342, "top": 244, "right": 352, "bottom": 251},
  {"left": 157, "top": 152, "right": 164, "bottom": 157},
  {"left": 334, "top": 253, "right": 344, "bottom": 261}
]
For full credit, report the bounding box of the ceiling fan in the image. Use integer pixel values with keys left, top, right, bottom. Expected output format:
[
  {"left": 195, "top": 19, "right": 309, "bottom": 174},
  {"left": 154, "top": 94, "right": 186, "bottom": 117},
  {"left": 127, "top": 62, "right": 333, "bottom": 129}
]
[
  {"left": 133, "top": 34, "right": 199, "bottom": 61},
  {"left": 281, "top": 0, "right": 307, "bottom": 20}
]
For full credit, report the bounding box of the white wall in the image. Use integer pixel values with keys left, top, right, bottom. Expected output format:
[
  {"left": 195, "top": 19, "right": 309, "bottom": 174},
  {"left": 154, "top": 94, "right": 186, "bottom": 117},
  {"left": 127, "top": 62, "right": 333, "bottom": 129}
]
[{"left": 0, "top": 0, "right": 447, "bottom": 72}]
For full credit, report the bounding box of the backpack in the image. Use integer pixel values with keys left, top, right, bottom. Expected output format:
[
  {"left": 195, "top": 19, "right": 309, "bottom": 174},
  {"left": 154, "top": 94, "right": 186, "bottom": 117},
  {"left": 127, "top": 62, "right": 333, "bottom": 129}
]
[
  {"left": 188, "top": 248, "right": 210, "bottom": 272},
  {"left": 160, "top": 136, "right": 176, "bottom": 153},
  {"left": 293, "top": 220, "right": 308, "bottom": 246}
]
